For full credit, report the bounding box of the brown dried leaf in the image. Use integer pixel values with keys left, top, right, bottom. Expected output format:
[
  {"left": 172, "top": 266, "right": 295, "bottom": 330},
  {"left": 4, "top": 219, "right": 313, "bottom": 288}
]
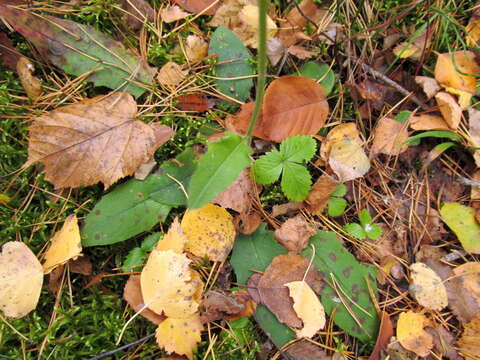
[
  {"left": 409, "top": 114, "right": 450, "bottom": 131},
  {"left": 435, "top": 92, "right": 462, "bottom": 129},
  {"left": 157, "top": 62, "right": 188, "bottom": 87},
  {"left": 271, "top": 202, "right": 305, "bottom": 217},
  {"left": 176, "top": 94, "right": 210, "bottom": 112},
  {"left": 468, "top": 107, "right": 480, "bottom": 167},
  {"left": 120, "top": 0, "right": 155, "bottom": 30},
  {"left": 306, "top": 175, "right": 339, "bottom": 215},
  {"left": 69, "top": 256, "right": 92, "bottom": 275},
  {"left": 0, "top": 33, "right": 21, "bottom": 71},
  {"left": 237, "top": 210, "right": 262, "bottom": 235},
  {"left": 173, "top": 0, "right": 220, "bottom": 15},
  {"left": 288, "top": 45, "right": 316, "bottom": 59},
  {"left": 371, "top": 117, "right": 409, "bottom": 156},
  {"left": 267, "top": 38, "right": 286, "bottom": 66},
  {"left": 17, "top": 56, "right": 41, "bottom": 101},
  {"left": 258, "top": 254, "right": 323, "bottom": 328},
  {"left": 369, "top": 311, "right": 394, "bottom": 360},
  {"left": 396, "top": 311, "right": 433, "bottom": 357},
  {"left": 184, "top": 35, "right": 208, "bottom": 63},
  {"left": 225, "top": 101, "right": 265, "bottom": 138},
  {"left": 161, "top": 5, "right": 190, "bottom": 23},
  {"left": 24, "top": 92, "right": 174, "bottom": 189},
  {"left": 286, "top": 340, "right": 332, "bottom": 360},
  {"left": 426, "top": 325, "right": 461, "bottom": 360},
  {"left": 123, "top": 275, "right": 165, "bottom": 325},
  {"left": 274, "top": 215, "right": 317, "bottom": 253},
  {"left": 458, "top": 314, "right": 480, "bottom": 360},
  {"left": 200, "top": 290, "right": 256, "bottom": 323},
  {"left": 453, "top": 262, "right": 480, "bottom": 304},
  {"left": 134, "top": 158, "right": 156, "bottom": 180},
  {"left": 415, "top": 76, "right": 441, "bottom": 99},
  {"left": 214, "top": 169, "right": 256, "bottom": 215}
]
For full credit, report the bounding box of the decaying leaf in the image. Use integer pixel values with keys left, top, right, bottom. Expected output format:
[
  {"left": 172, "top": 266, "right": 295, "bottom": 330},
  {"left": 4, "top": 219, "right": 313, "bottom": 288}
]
[
  {"left": 16, "top": 56, "right": 41, "bottom": 101},
  {"left": 415, "top": 76, "right": 441, "bottom": 99},
  {"left": 0, "top": 33, "right": 21, "bottom": 71},
  {"left": 306, "top": 174, "right": 339, "bottom": 215},
  {"left": 43, "top": 214, "right": 82, "bottom": 274},
  {"left": 426, "top": 325, "right": 461, "bottom": 360},
  {"left": 453, "top": 262, "right": 480, "bottom": 303},
  {"left": 173, "top": 0, "right": 220, "bottom": 15},
  {"left": 155, "top": 313, "right": 203, "bottom": 360},
  {"left": 286, "top": 340, "right": 331, "bottom": 360},
  {"left": 369, "top": 312, "right": 394, "bottom": 360},
  {"left": 214, "top": 169, "right": 256, "bottom": 216},
  {"left": 24, "top": 92, "right": 173, "bottom": 189},
  {"left": 435, "top": 92, "right": 462, "bottom": 129},
  {"left": 329, "top": 138, "right": 370, "bottom": 182},
  {"left": 156, "top": 218, "right": 187, "bottom": 254},
  {"left": 409, "top": 262, "right": 448, "bottom": 311},
  {"left": 274, "top": 215, "right": 317, "bottom": 253},
  {"left": 176, "top": 94, "right": 211, "bottom": 112},
  {"left": 397, "top": 311, "right": 433, "bottom": 357},
  {"left": 440, "top": 202, "right": 480, "bottom": 254},
  {"left": 161, "top": 5, "right": 190, "bottom": 23},
  {"left": 458, "top": 314, "right": 480, "bottom": 360},
  {"left": 156, "top": 62, "right": 188, "bottom": 87},
  {"left": 184, "top": 35, "right": 208, "bottom": 63},
  {"left": 200, "top": 290, "right": 255, "bottom": 323},
  {"left": 0, "top": 241, "right": 43, "bottom": 318},
  {"left": 393, "top": 26, "right": 432, "bottom": 61},
  {"left": 257, "top": 253, "right": 323, "bottom": 328},
  {"left": 123, "top": 275, "right": 165, "bottom": 324},
  {"left": 181, "top": 204, "right": 236, "bottom": 262},
  {"left": 285, "top": 280, "right": 326, "bottom": 338},
  {"left": 119, "top": 0, "right": 155, "bottom": 30},
  {"left": 409, "top": 114, "right": 450, "bottom": 131},
  {"left": 468, "top": 107, "right": 480, "bottom": 167},
  {"left": 141, "top": 249, "right": 203, "bottom": 318},
  {"left": 371, "top": 117, "right": 409, "bottom": 155}
]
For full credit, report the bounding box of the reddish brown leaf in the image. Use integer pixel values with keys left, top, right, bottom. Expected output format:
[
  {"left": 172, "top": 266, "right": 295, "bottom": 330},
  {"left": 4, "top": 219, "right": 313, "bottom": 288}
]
[
  {"left": 119, "top": 0, "right": 155, "bottom": 30},
  {"left": 24, "top": 92, "right": 174, "bottom": 189},
  {"left": 176, "top": 94, "right": 210, "bottom": 112},
  {"left": 225, "top": 102, "right": 265, "bottom": 137},
  {"left": 123, "top": 275, "right": 165, "bottom": 325},
  {"left": 286, "top": 340, "right": 332, "bottom": 360},
  {"left": 69, "top": 256, "right": 92, "bottom": 275},
  {"left": 173, "top": 0, "right": 220, "bottom": 15},
  {"left": 306, "top": 175, "right": 339, "bottom": 215},
  {"left": 257, "top": 254, "right": 323, "bottom": 328},
  {"left": 237, "top": 210, "right": 262, "bottom": 235},
  {"left": 369, "top": 311, "right": 394, "bottom": 360},
  {"left": 200, "top": 290, "right": 256, "bottom": 324},
  {"left": 274, "top": 215, "right": 317, "bottom": 253},
  {"left": 214, "top": 169, "right": 256, "bottom": 215},
  {"left": 0, "top": 33, "right": 21, "bottom": 71}
]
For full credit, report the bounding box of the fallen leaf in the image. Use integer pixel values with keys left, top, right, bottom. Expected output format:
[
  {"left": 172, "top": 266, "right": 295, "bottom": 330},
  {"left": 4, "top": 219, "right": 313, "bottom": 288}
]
[
  {"left": 161, "top": 5, "right": 190, "bottom": 23},
  {"left": 453, "top": 262, "right": 480, "bottom": 303},
  {"left": 285, "top": 280, "right": 325, "bottom": 338},
  {"left": 468, "top": 107, "right": 480, "bottom": 167},
  {"left": 200, "top": 290, "right": 255, "bottom": 323},
  {"left": 156, "top": 62, "right": 188, "bottom": 87},
  {"left": 371, "top": 117, "right": 409, "bottom": 155},
  {"left": 329, "top": 138, "right": 370, "bottom": 182},
  {"left": 285, "top": 340, "right": 332, "bottom": 360},
  {"left": 393, "top": 26, "right": 432, "bottom": 61},
  {"left": 261, "top": 76, "right": 329, "bottom": 142},
  {"left": 435, "top": 92, "right": 462, "bottom": 129},
  {"left": 69, "top": 256, "right": 92, "bottom": 275},
  {"left": 458, "top": 314, "right": 480, "bottom": 360},
  {"left": 397, "top": 311, "right": 433, "bottom": 357},
  {"left": 369, "top": 311, "right": 394, "bottom": 360},
  {"left": 225, "top": 102, "right": 264, "bottom": 137},
  {"left": 155, "top": 313, "right": 203, "bottom": 360},
  {"left": 386, "top": 340, "right": 418, "bottom": 360},
  {"left": 258, "top": 253, "right": 323, "bottom": 328},
  {"left": 0, "top": 241, "right": 43, "bottom": 318},
  {"left": 181, "top": 203, "right": 236, "bottom": 262},
  {"left": 440, "top": 202, "right": 480, "bottom": 254},
  {"left": 267, "top": 38, "right": 286, "bottom": 66},
  {"left": 141, "top": 249, "right": 203, "bottom": 318},
  {"left": 274, "top": 215, "right": 317, "bottom": 253},
  {"left": 306, "top": 175, "right": 339, "bottom": 215},
  {"left": 176, "top": 94, "right": 210, "bottom": 112},
  {"left": 288, "top": 45, "right": 316, "bottom": 59},
  {"left": 0, "top": 33, "right": 21, "bottom": 71},
  {"left": 173, "top": 0, "right": 219, "bottom": 15},
  {"left": 134, "top": 158, "right": 157, "bottom": 180},
  {"left": 184, "top": 35, "right": 208, "bottom": 63},
  {"left": 16, "top": 56, "right": 41, "bottom": 101},
  {"left": 415, "top": 76, "right": 441, "bottom": 99},
  {"left": 409, "top": 262, "right": 448, "bottom": 311},
  {"left": 156, "top": 218, "right": 187, "bottom": 253},
  {"left": 123, "top": 275, "right": 165, "bottom": 325},
  {"left": 409, "top": 114, "right": 450, "bottom": 130},
  {"left": 43, "top": 214, "right": 82, "bottom": 274},
  {"left": 320, "top": 123, "right": 362, "bottom": 160},
  {"left": 426, "top": 325, "right": 461, "bottom": 360},
  {"left": 214, "top": 169, "right": 256, "bottom": 216},
  {"left": 238, "top": 210, "right": 262, "bottom": 235},
  {"left": 24, "top": 92, "right": 174, "bottom": 189},
  {"left": 119, "top": 0, "right": 155, "bottom": 30},
  {"left": 467, "top": 11, "right": 480, "bottom": 47}
]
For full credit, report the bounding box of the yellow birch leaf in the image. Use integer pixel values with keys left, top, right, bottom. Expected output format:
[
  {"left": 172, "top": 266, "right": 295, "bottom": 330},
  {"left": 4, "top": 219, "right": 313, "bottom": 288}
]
[
  {"left": 0, "top": 242, "right": 43, "bottom": 318},
  {"left": 453, "top": 262, "right": 480, "bottom": 303},
  {"left": 141, "top": 249, "right": 202, "bottom": 318},
  {"left": 156, "top": 217, "right": 187, "bottom": 253},
  {"left": 409, "top": 262, "right": 448, "bottom": 311},
  {"left": 440, "top": 202, "right": 480, "bottom": 254},
  {"left": 155, "top": 313, "right": 203, "bottom": 360},
  {"left": 181, "top": 203, "right": 235, "bottom": 262},
  {"left": 43, "top": 214, "right": 82, "bottom": 274},
  {"left": 328, "top": 138, "right": 370, "bottom": 182},
  {"left": 285, "top": 280, "right": 326, "bottom": 338},
  {"left": 397, "top": 311, "right": 433, "bottom": 357}
]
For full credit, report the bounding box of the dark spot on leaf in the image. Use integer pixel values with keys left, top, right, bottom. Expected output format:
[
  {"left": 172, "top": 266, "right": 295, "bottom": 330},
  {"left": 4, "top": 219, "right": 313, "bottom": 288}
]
[
  {"left": 343, "top": 267, "right": 352, "bottom": 278},
  {"left": 329, "top": 253, "right": 337, "bottom": 262},
  {"left": 95, "top": 210, "right": 101, "bottom": 215}
]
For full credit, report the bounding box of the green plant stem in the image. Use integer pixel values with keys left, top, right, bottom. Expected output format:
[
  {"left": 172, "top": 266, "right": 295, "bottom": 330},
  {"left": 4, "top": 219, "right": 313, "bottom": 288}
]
[{"left": 245, "top": 0, "right": 267, "bottom": 144}]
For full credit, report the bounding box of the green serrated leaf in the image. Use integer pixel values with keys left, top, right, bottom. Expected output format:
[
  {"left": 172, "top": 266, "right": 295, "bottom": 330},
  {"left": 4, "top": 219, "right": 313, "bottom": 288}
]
[
  {"left": 302, "top": 231, "right": 380, "bottom": 343},
  {"left": 279, "top": 135, "right": 317, "bottom": 163},
  {"left": 188, "top": 132, "right": 252, "bottom": 209},
  {"left": 0, "top": 6, "right": 155, "bottom": 98},
  {"left": 365, "top": 224, "right": 382, "bottom": 240},
  {"left": 252, "top": 149, "right": 284, "bottom": 184},
  {"left": 281, "top": 162, "right": 312, "bottom": 201},
  {"left": 328, "top": 197, "right": 347, "bottom": 217},
  {"left": 440, "top": 202, "right": 480, "bottom": 253},
  {"left": 359, "top": 209, "right": 373, "bottom": 228},
  {"left": 82, "top": 149, "right": 195, "bottom": 246},
  {"left": 123, "top": 248, "right": 145, "bottom": 272},
  {"left": 291, "top": 62, "right": 335, "bottom": 95},
  {"left": 230, "top": 224, "right": 294, "bottom": 348},
  {"left": 208, "top": 27, "right": 254, "bottom": 102},
  {"left": 331, "top": 184, "right": 347, "bottom": 197},
  {"left": 140, "top": 232, "right": 162, "bottom": 251},
  {"left": 343, "top": 223, "right": 366, "bottom": 240}
]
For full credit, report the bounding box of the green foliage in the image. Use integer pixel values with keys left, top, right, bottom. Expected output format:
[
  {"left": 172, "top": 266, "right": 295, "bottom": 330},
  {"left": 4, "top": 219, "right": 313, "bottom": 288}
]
[
  {"left": 343, "top": 209, "right": 382, "bottom": 240},
  {"left": 122, "top": 232, "right": 161, "bottom": 272},
  {"left": 208, "top": 27, "right": 254, "bottom": 102},
  {"left": 253, "top": 135, "right": 316, "bottom": 201},
  {"left": 394, "top": 110, "right": 411, "bottom": 124},
  {"left": 230, "top": 224, "right": 295, "bottom": 348},
  {"left": 82, "top": 149, "right": 196, "bottom": 246},
  {"left": 188, "top": 132, "right": 252, "bottom": 209},
  {"left": 291, "top": 61, "right": 336, "bottom": 95},
  {"left": 0, "top": 5, "right": 155, "bottom": 97},
  {"left": 405, "top": 130, "right": 462, "bottom": 145},
  {"left": 328, "top": 184, "right": 347, "bottom": 217},
  {"left": 302, "top": 231, "right": 380, "bottom": 343}
]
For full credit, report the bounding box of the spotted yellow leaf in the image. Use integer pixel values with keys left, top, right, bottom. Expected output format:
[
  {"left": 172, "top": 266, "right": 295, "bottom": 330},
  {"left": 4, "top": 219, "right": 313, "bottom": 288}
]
[
  {"left": 397, "top": 311, "right": 433, "bottom": 357},
  {"left": 409, "top": 262, "right": 448, "bottom": 311},
  {"left": 156, "top": 217, "right": 187, "bottom": 253}
]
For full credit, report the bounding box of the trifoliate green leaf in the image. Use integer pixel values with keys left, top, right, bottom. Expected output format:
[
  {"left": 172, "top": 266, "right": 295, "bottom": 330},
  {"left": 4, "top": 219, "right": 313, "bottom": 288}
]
[
  {"left": 253, "top": 150, "right": 284, "bottom": 185},
  {"left": 281, "top": 162, "right": 312, "bottom": 201},
  {"left": 365, "top": 224, "right": 382, "bottom": 240},
  {"left": 343, "top": 223, "right": 366, "bottom": 240},
  {"left": 359, "top": 209, "right": 373, "bottom": 228},
  {"left": 327, "top": 197, "right": 347, "bottom": 217},
  {"left": 331, "top": 184, "right": 347, "bottom": 197},
  {"left": 279, "top": 135, "right": 316, "bottom": 163}
]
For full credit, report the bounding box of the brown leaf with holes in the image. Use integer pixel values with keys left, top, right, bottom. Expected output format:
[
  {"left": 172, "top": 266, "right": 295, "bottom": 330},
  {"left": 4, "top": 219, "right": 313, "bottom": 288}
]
[
  {"left": 0, "top": 33, "right": 21, "bottom": 71},
  {"left": 17, "top": 56, "right": 41, "bottom": 101},
  {"left": 161, "top": 5, "right": 190, "bottom": 23},
  {"left": 458, "top": 314, "right": 480, "bottom": 360},
  {"left": 409, "top": 114, "right": 450, "bottom": 131},
  {"left": 274, "top": 215, "right": 317, "bottom": 253},
  {"left": 258, "top": 254, "right": 323, "bottom": 328},
  {"left": 435, "top": 92, "right": 462, "bottom": 129},
  {"left": 123, "top": 275, "right": 165, "bottom": 325},
  {"left": 371, "top": 117, "right": 409, "bottom": 156},
  {"left": 306, "top": 175, "right": 339, "bottom": 215},
  {"left": 173, "top": 0, "right": 220, "bottom": 15},
  {"left": 24, "top": 92, "right": 173, "bottom": 189}
]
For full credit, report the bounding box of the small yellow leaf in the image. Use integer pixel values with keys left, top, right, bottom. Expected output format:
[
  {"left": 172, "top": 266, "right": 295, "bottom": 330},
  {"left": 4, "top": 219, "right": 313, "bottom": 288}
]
[
  {"left": 393, "top": 42, "right": 419, "bottom": 59},
  {"left": 397, "top": 311, "right": 433, "bottom": 357},
  {"left": 155, "top": 313, "right": 203, "bottom": 360},
  {"left": 285, "top": 280, "right": 325, "bottom": 338},
  {"left": 141, "top": 249, "right": 203, "bottom": 318},
  {"left": 181, "top": 204, "right": 235, "bottom": 262},
  {"left": 17, "top": 56, "right": 41, "bottom": 101},
  {"left": 0, "top": 242, "right": 43, "bottom": 318},
  {"left": 409, "top": 262, "right": 448, "bottom": 311},
  {"left": 156, "top": 217, "right": 187, "bottom": 253},
  {"left": 43, "top": 215, "right": 82, "bottom": 274},
  {"left": 466, "top": 17, "right": 480, "bottom": 47}
]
